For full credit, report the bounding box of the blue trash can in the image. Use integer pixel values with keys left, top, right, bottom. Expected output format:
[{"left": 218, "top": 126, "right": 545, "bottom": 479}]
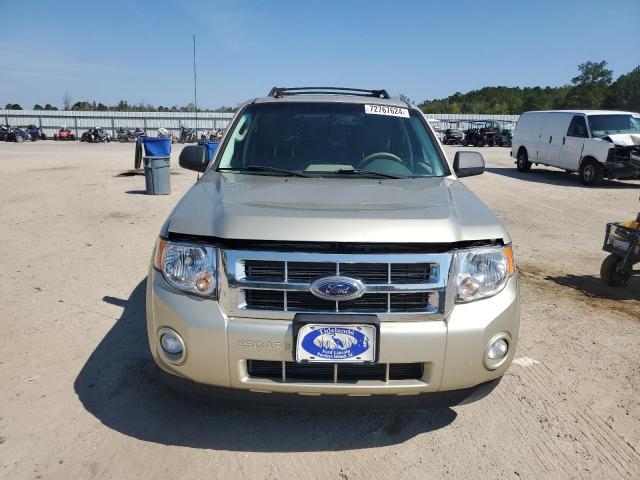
[
  {"left": 200, "top": 140, "right": 219, "bottom": 161},
  {"left": 138, "top": 137, "right": 172, "bottom": 156}
]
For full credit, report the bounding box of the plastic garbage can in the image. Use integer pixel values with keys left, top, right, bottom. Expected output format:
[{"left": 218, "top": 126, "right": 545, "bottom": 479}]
[
  {"left": 200, "top": 140, "right": 219, "bottom": 161},
  {"left": 139, "top": 137, "right": 172, "bottom": 156},
  {"left": 144, "top": 156, "right": 171, "bottom": 195}
]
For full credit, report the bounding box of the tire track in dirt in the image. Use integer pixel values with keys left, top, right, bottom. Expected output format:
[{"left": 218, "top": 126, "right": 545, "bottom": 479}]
[{"left": 508, "top": 341, "right": 640, "bottom": 479}]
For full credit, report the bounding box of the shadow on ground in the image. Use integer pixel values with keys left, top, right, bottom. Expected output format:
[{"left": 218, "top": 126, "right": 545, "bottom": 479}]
[
  {"left": 485, "top": 166, "right": 640, "bottom": 189},
  {"left": 74, "top": 280, "right": 456, "bottom": 452},
  {"left": 546, "top": 274, "right": 640, "bottom": 302}
]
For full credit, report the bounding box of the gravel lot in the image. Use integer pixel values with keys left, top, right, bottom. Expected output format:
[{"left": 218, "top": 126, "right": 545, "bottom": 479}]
[{"left": 0, "top": 141, "right": 639, "bottom": 480}]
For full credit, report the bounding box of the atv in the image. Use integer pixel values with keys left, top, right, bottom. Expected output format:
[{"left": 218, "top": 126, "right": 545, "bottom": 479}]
[
  {"left": 441, "top": 120, "right": 464, "bottom": 145},
  {"left": 6, "top": 127, "right": 29, "bottom": 143},
  {"left": 81, "top": 127, "right": 112, "bottom": 143},
  {"left": 461, "top": 120, "right": 501, "bottom": 147},
  {"left": 24, "top": 124, "right": 45, "bottom": 141},
  {"left": 54, "top": 127, "right": 76, "bottom": 141}
]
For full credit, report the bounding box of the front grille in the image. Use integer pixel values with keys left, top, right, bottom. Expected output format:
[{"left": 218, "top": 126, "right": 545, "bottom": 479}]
[
  {"left": 243, "top": 261, "right": 435, "bottom": 284},
  {"left": 245, "top": 291, "right": 430, "bottom": 313},
  {"left": 226, "top": 251, "right": 451, "bottom": 317},
  {"left": 246, "top": 360, "right": 424, "bottom": 382}
]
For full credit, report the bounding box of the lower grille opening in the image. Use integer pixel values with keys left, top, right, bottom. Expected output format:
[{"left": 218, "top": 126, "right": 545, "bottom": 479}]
[{"left": 246, "top": 360, "right": 424, "bottom": 382}]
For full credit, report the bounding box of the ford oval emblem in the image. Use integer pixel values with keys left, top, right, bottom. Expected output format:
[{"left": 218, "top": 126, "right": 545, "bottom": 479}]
[{"left": 309, "top": 276, "right": 365, "bottom": 301}]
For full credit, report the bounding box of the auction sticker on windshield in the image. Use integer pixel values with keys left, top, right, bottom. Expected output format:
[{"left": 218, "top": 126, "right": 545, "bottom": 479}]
[
  {"left": 365, "top": 104, "right": 409, "bottom": 118},
  {"left": 296, "top": 324, "right": 376, "bottom": 363}
]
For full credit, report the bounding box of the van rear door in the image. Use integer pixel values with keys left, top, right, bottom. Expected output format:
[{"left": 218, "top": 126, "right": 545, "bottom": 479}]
[{"left": 559, "top": 115, "right": 588, "bottom": 171}]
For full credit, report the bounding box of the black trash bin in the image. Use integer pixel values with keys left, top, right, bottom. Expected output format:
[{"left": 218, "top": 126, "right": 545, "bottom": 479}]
[{"left": 143, "top": 156, "right": 171, "bottom": 195}]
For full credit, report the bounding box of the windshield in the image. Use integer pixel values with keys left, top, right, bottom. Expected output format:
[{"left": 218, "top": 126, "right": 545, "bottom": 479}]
[
  {"left": 216, "top": 102, "right": 448, "bottom": 178},
  {"left": 588, "top": 114, "right": 640, "bottom": 137}
]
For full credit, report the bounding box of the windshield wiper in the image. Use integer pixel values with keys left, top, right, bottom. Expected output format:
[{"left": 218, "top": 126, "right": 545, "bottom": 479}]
[
  {"left": 219, "top": 165, "right": 311, "bottom": 177},
  {"left": 333, "top": 169, "right": 404, "bottom": 179}
]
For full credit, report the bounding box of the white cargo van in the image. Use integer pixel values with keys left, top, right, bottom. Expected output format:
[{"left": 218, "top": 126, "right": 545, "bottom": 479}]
[{"left": 511, "top": 110, "right": 640, "bottom": 186}]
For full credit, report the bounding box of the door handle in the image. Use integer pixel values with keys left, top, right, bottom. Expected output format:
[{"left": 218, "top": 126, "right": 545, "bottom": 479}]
[
  {"left": 549, "top": 136, "right": 552, "bottom": 143},
  {"left": 562, "top": 137, "right": 566, "bottom": 145}
]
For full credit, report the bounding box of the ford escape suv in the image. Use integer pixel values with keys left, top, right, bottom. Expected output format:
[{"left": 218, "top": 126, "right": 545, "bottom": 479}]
[{"left": 147, "top": 87, "right": 519, "bottom": 406}]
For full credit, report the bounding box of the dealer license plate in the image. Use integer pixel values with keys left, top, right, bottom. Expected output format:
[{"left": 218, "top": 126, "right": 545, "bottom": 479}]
[{"left": 295, "top": 324, "right": 376, "bottom": 363}]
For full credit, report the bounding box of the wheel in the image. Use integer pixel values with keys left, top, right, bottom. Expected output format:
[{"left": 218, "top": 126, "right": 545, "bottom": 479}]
[
  {"left": 16, "top": 135, "right": 23, "bottom": 143},
  {"left": 134, "top": 141, "right": 143, "bottom": 169},
  {"left": 476, "top": 139, "right": 485, "bottom": 147},
  {"left": 461, "top": 139, "right": 468, "bottom": 146},
  {"left": 516, "top": 150, "right": 532, "bottom": 172},
  {"left": 579, "top": 158, "right": 604, "bottom": 186},
  {"left": 600, "top": 254, "right": 631, "bottom": 287}
]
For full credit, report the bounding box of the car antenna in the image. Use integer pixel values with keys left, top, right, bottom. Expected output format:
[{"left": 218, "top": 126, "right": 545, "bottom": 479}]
[{"left": 193, "top": 33, "right": 200, "bottom": 180}]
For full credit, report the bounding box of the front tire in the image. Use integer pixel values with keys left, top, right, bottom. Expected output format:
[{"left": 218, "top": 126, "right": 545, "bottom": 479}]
[
  {"left": 600, "top": 254, "right": 630, "bottom": 287},
  {"left": 16, "top": 135, "right": 23, "bottom": 143},
  {"left": 579, "top": 158, "right": 604, "bottom": 186},
  {"left": 516, "top": 150, "right": 532, "bottom": 172}
]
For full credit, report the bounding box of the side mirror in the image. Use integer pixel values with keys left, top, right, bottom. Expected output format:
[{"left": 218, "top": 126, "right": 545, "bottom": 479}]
[
  {"left": 453, "top": 151, "right": 485, "bottom": 178},
  {"left": 179, "top": 145, "right": 208, "bottom": 172}
]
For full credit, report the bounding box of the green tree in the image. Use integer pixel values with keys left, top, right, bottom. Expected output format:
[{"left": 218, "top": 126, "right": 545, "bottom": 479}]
[
  {"left": 44, "top": 104, "right": 58, "bottom": 111},
  {"left": 33, "top": 104, "right": 44, "bottom": 110},
  {"left": 561, "top": 60, "right": 613, "bottom": 109},
  {"left": 604, "top": 66, "right": 640, "bottom": 112},
  {"left": 4, "top": 103, "right": 22, "bottom": 110}
]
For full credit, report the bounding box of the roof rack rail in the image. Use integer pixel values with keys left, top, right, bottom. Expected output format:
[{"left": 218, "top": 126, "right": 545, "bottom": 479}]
[{"left": 268, "top": 87, "right": 390, "bottom": 99}]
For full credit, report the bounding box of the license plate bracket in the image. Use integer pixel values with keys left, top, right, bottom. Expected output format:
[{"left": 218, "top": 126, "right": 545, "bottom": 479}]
[{"left": 293, "top": 314, "right": 380, "bottom": 364}]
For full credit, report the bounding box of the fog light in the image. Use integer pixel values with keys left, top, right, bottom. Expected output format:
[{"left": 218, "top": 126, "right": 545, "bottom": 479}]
[
  {"left": 157, "top": 327, "right": 186, "bottom": 364},
  {"left": 161, "top": 332, "right": 183, "bottom": 355},
  {"left": 484, "top": 333, "right": 511, "bottom": 370},
  {"left": 487, "top": 338, "right": 508, "bottom": 360}
]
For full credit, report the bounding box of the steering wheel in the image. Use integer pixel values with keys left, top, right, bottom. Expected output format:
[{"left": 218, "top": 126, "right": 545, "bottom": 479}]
[{"left": 358, "top": 151, "right": 404, "bottom": 169}]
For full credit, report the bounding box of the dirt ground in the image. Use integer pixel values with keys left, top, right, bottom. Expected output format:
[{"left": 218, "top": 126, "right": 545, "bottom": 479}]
[{"left": 0, "top": 141, "right": 639, "bottom": 480}]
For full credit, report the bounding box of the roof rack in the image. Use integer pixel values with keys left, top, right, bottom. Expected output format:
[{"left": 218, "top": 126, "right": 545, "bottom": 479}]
[{"left": 268, "top": 87, "right": 390, "bottom": 99}]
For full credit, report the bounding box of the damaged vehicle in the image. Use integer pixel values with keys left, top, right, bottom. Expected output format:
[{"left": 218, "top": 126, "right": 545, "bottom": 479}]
[
  {"left": 512, "top": 110, "right": 640, "bottom": 186},
  {"left": 146, "top": 87, "right": 520, "bottom": 408}
]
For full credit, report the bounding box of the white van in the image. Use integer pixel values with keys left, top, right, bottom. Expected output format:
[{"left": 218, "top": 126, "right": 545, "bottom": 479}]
[{"left": 511, "top": 110, "right": 640, "bottom": 186}]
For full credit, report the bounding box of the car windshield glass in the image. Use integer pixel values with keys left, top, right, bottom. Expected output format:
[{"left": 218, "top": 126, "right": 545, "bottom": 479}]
[
  {"left": 216, "top": 102, "right": 448, "bottom": 178},
  {"left": 588, "top": 114, "right": 640, "bottom": 137}
]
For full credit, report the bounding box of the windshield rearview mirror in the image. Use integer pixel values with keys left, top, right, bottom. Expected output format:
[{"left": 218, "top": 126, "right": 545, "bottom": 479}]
[
  {"left": 453, "top": 151, "right": 485, "bottom": 178},
  {"left": 179, "top": 145, "right": 208, "bottom": 173}
]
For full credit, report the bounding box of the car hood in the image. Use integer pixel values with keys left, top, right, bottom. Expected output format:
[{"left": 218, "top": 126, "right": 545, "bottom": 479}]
[
  {"left": 166, "top": 172, "right": 510, "bottom": 244},
  {"left": 602, "top": 133, "right": 640, "bottom": 146}
]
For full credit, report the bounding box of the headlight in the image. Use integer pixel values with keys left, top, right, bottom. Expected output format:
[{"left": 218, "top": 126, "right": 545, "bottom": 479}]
[
  {"left": 153, "top": 238, "right": 217, "bottom": 297},
  {"left": 454, "top": 245, "right": 514, "bottom": 303}
]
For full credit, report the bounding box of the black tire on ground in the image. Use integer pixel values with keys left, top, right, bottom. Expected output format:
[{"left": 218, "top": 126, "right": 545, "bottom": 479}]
[
  {"left": 579, "top": 158, "right": 604, "bottom": 186},
  {"left": 476, "top": 139, "right": 485, "bottom": 147},
  {"left": 134, "top": 140, "right": 143, "bottom": 169},
  {"left": 516, "top": 150, "right": 532, "bottom": 172},
  {"left": 461, "top": 139, "right": 468, "bottom": 146},
  {"left": 600, "top": 254, "right": 630, "bottom": 287}
]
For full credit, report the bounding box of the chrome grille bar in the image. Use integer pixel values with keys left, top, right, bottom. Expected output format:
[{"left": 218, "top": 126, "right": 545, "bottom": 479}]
[{"left": 220, "top": 250, "right": 453, "bottom": 321}]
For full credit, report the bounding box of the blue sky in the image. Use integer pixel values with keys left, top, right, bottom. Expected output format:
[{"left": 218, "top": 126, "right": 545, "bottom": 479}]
[{"left": 1, "top": 0, "right": 638, "bottom": 109}]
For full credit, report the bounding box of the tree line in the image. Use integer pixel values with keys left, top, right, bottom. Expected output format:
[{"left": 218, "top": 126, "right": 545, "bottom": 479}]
[
  {"left": 416, "top": 61, "right": 640, "bottom": 114},
  {"left": 4, "top": 60, "right": 639, "bottom": 115},
  {"left": 3, "top": 97, "right": 237, "bottom": 113}
]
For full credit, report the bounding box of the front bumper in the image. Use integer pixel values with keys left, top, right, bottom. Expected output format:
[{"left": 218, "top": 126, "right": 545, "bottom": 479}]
[{"left": 146, "top": 268, "right": 520, "bottom": 398}]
